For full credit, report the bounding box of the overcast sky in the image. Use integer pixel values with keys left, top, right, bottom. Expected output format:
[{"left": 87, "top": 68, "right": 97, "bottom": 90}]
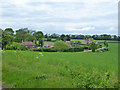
[{"left": 0, "top": 0, "right": 118, "bottom": 35}]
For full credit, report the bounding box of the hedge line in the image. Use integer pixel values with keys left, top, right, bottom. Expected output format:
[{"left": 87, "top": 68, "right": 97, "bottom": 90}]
[{"left": 33, "top": 47, "right": 85, "bottom": 52}]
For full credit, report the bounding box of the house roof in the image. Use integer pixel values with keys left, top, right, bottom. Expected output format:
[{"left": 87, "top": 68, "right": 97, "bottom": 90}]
[
  {"left": 81, "top": 39, "right": 98, "bottom": 44},
  {"left": 22, "top": 42, "right": 36, "bottom": 46}
]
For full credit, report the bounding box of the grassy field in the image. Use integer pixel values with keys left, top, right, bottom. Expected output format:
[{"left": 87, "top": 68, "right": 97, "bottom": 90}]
[
  {"left": 2, "top": 43, "right": 118, "bottom": 88},
  {"left": 71, "top": 39, "right": 119, "bottom": 43},
  {"left": 44, "top": 42, "right": 54, "bottom": 46}
]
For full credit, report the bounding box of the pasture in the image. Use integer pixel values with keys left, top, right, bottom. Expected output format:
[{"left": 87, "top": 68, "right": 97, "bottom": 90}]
[
  {"left": 2, "top": 43, "right": 118, "bottom": 88},
  {"left": 71, "top": 39, "right": 119, "bottom": 43}
]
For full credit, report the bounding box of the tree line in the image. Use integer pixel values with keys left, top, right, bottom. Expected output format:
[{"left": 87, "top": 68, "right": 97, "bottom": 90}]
[
  {"left": 45, "top": 33, "right": 120, "bottom": 41},
  {"left": 0, "top": 28, "right": 119, "bottom": 49},
  {"left": 1, "top": 28, "right": 44, "bottom": 49}
]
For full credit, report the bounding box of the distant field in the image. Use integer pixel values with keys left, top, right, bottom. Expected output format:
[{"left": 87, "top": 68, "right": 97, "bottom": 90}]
[
  {"left": 2, "top": 43, "right": 118, "bottom": 88},
  {"left": 44, "top": 38, "right": 119, "bottom": 43},
  {"left": 71, "top": 39, "right": 119, "bottom": 43},
  {"left": 44, "top": 42, "right": 54, "bottom": 46}
]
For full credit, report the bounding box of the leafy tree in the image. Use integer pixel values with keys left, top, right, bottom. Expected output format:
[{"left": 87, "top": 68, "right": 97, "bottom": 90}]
[
  {"left": 14, "top": 28, "right": 28, "bottom": 42},
  {"left": 2, "top": 31, "right": 14, "bottom": 49},
  {"left": 15, "top": 28, "right": 35, "bottom": 43},
  {"left": 25, "top": 34, "right": 36, "bottom": 42},
  {"left": 47, "top": 37, "right": 51, "bottom": 41},
  {"left": 33, "top": 31, "right": 44, "bottom": 40},
  {"left": 54, "top": 41, "right": 70, "bottom": 52},
  {"left": 38, "top": 38, "right": 43, "bottom": 47},
  {"left": 104, "top": 40, "right": 108, "bottom": 47},
  {"left": 45, "top": 34, "right": 48, "bottom": 38},
  {"left": 5, "top": 28, "right": 14, "bottom": 36},
  {"left": 60, "top": 34, "right": 66, "bottom": 41},
  {"left": 66, "top": 35, "right": 71, "bottom": 41},
  {"left": 89, "top": 42, "right": 97, "bottom": 52}
]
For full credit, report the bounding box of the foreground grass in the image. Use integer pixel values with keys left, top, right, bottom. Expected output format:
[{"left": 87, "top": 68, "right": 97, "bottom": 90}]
[{"left": 2, "top": 43, "right": 118, "bottom": 88}]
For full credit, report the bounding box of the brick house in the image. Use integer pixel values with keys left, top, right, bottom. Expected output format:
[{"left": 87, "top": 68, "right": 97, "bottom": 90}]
[{"left": 21, "top": 40, "right": 36, "bottom": 49}]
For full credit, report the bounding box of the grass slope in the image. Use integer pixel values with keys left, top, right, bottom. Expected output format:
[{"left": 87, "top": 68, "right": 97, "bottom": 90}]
[{"left": 2, "top": 43, "right": 118, "bottom": 88}]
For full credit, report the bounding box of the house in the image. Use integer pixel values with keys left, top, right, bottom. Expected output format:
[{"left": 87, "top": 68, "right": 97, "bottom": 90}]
[
  {"left": 81, "top": 38, "right": 98, "bottom": 45},
  {"left": 21, "top": 40, "right": 36, "bottom": 49},
  {"left": 66, "top": 41, "right": 71, "bottom": 46},
  {"left": 66, "top": 41, "right": 80, "bottom": 47}
]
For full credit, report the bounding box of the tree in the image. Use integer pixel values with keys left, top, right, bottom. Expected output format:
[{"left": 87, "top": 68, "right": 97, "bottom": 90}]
[
  {"left": 15, "top": 28, "right": 35, "bottom": 43},
  {"left": 0, "top": 29, "right": 2, "bottom": 49},
  {"left": 25, "top": 34, "right": 36, "bottom": 42},
  {"left": 5, "top": 28, "right": 14, "bottom": 36},
  {"left": 2, "top": 31, "right": 14, "bottom": 49},
  {"left": 60, "top": 34, "right": 66, "bottom": 41},
  {"left": 15, "top": 28, "right": 28, "bottom": 42},
  {"left": 47, "top": 37, "right": 51, "bottom": 41},
  {"left": 66, "top": 35, "right": 71, "bottom": 41},
  {"left": 38, "top": 38, "right": 43, "bottom": 47},
  {"left": 33, "top": 31, "right": 44, "bottom": 40},
  {"left": 89, "top": 42, "right": 97, "bottom": 52},
  {"left": 104, "top": 40, "right": 108, "bottom": 47},
  {"left": 54, "top": 41, "right": 70, "bottom": 52}
]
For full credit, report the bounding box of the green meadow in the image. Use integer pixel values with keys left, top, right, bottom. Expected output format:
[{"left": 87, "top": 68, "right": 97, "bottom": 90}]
[
  {"left": 2, "top": 43, "right": 118, "bottom": 88},
  {"left": 71, "top": 39, "right": 119, "bottom": 43}
]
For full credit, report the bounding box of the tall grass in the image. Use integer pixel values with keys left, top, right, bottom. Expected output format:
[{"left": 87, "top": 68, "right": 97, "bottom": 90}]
[{"left": 2, "top": 43, "right": 118, "bottom": 88}]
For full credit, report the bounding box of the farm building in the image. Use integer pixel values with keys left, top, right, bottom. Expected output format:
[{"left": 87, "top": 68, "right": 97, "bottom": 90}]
[
  {"left": 21, "top": 40, "right": 36, "bottom": 49},
  {"left": 81, "top": 38, "right": 98, "bottom": 45},
  {"left": 66, "top": 41, "right": 80, "bottom": 47}
]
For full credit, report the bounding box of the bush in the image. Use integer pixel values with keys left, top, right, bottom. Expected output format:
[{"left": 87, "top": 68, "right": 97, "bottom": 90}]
[
  {"left": 98, "top": 45, "right": 102, "bottom": 48},
  {"left": 89, "top": 42, "right": 97, "bottom": 52},
  {"left": 6, "top": 42, "right": 27, "bottom": 50},
  {"left": 47, "top": 38, "right": 51, "bottom": 41},
  {"left": 64, "top": 46, "right": 84, "bottom": 52},
  {"left": 74, "top": 47, "right": 84, "bottom": 52},
  {"left": 104, "top": 48, "right": 109, "bottom": 51},
  {"left": 74, "top": 46, "right": 84, "bottom": 52},
  {"left": 100, "top": 49, "right": 105, "bottom": 52},
  {"left": 20, "top": 45, "right": 27, "bottom": 50},
  {"left": 64, "top": 47, "right": 74, "bottom": 52},
  {"left": 33, "top": 48, "right": 57, "bottom": 52},
  {"left": 84, "top": 46, "right": 89, "bottom": 49},
  {"left": 54, "top": 41, "right": 70, "bottom": 52},
  {"left": 43, "top": 48, "right": 57, "bottom": 52}
]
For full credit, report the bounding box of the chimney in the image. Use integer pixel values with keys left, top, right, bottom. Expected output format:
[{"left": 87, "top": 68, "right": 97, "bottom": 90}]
[{"left": 33, "top": 40, "right": 35, "bottom": 44}]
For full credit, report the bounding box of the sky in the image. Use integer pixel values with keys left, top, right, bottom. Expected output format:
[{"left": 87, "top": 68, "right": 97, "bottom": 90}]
[{"left": 0, "top": 0, "right": 119, "bottom": 35}]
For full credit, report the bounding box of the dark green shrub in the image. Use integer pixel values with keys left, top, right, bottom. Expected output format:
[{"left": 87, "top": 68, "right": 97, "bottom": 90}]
[
  {"left": 74, "top": 46, "right": 84, "bottom": 52},
  {"left": 99, "top": 45, "right": 102, "bottom": 48},
  {"left": 89, "top": 42, "right": 97, "bottom": 52},
  {"left": 54, "top": 41, "right": 70, "bottom": 52},
  {"left": 104, "top": 48, "right": 109, "bottom": 51},
  {"left": 64, "top": 47, "right": 74, "bottom": 52},
  {"left": 20, "top": 45, "right": 28, "bottom": 50},
  {"left": 43, "top": 48, "right": 57, "bottom": 52},
  {"left": 84, "top": 46, "right": 89, "bottom": 49},
  {"left": 47, "top": 38, "right": 51, "bottom": 41},
  {"left": 104, "top": 40, "right": 108, "bottom": 47},
  {"left": 100, "top": 49, "right": 105, "bottom": 52}
]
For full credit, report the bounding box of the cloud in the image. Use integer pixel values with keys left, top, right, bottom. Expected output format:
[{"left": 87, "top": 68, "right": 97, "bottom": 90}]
[
  {"left": 65, "top": 27, "right": 95, "bottom": 31},
  {"left": 109, "top": 27, "right": 115, "bottom": 31},
  {"left": 0, "top": 0, "right": 118, "bottom": 35}
]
